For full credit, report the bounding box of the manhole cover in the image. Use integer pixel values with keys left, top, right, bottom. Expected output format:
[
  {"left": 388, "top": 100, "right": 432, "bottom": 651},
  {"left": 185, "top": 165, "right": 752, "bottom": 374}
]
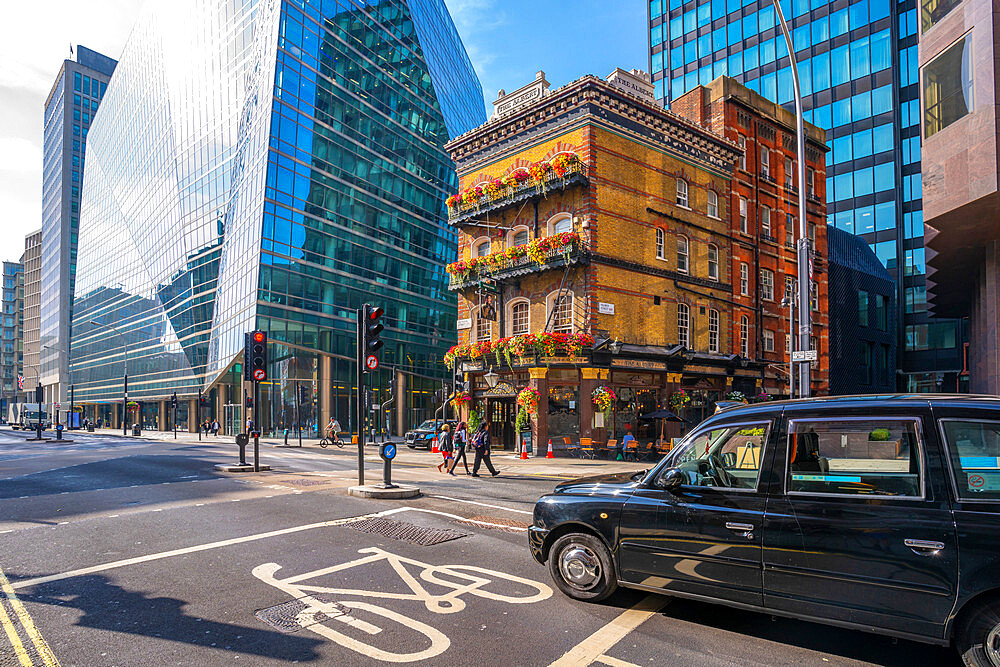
[
  {"left": 255, "top": 594, "right": 351, "bottom": 633},
  {"left": 349, "top": 517, "right": 469, "bottom": 546},
  {"left": 456, "top": 515, "right": 531, "bottom": 533}
]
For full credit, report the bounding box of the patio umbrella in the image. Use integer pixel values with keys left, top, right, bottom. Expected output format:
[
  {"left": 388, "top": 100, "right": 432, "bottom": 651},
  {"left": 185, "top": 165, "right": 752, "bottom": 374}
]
[{"left": 638, "top": 409, "right": 683, "bottom": 443}]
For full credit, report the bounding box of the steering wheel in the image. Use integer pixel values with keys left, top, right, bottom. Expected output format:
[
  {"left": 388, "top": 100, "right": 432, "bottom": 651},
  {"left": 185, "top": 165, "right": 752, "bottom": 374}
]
[{"left": 697, "top": 452, "right": 736, "bottom": 488}]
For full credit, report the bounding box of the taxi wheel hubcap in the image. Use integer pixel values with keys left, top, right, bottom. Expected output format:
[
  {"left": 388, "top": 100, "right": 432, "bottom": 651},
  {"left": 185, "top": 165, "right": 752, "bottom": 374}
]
[
  {"left": 986, "top": 621, "right": 1000, "bottom": 666},
  {"left": 559, "top": 544, "right": 601, "bottom": 590}
]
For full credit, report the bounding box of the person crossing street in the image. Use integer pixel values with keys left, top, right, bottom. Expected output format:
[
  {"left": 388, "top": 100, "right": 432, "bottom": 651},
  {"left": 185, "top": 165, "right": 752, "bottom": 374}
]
[
  {"left": 471, "top": 422, "right": 500, "bottom": 477},
  {"left": 448, "top": 421, "right": 470, "bottom": 475},
  {"left": 436, "top": 423, "right": 454, "bottom": 473}
]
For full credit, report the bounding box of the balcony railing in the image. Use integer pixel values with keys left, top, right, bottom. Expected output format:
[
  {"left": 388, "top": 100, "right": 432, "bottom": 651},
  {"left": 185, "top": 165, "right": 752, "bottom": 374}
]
[
  {"left": 447, "top": 160, "right": 588, "bottom": 224},
  {"left": 447, "top": 237, "right": 588, "bottom": 290},
  {"left": 760, "top": 170, "right": 776, "bottom": 184}
]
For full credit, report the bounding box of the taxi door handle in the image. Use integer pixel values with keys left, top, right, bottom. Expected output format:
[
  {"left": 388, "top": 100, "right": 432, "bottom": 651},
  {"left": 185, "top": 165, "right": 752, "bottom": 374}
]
[
  {"left": 904, "top": 539, "right": 945, "bottom": 554},
  {"left": 726, "top": 522, "right": 754, "bottom": 532}
]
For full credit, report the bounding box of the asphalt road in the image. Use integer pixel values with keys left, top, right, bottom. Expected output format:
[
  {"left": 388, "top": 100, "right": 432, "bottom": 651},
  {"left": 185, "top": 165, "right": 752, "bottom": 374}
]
[{"left": 0, "top": 427, "right": 960, "bottom": 666}]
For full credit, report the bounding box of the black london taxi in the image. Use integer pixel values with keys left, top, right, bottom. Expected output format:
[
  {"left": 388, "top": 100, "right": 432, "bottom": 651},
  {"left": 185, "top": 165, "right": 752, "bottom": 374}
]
[{"left": 529, "top": 395, "right": 1000, "bottom": 665}]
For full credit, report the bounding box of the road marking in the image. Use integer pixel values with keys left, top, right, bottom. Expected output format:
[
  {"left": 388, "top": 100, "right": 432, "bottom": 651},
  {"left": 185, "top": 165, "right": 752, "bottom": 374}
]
[
  {"left": 427, "top": 494, "right": 533, "bottom": 516},
  {"left": 9, "top": 508, "right": 411, "bottom": 591},
  {"left": 595, "top": 655, "right": 642, "bottom": 667},
  {"left": 547, "top": 594, "right": 667, "bottom": 667},
  {"left": 0, "top": 565, "right": 60, "bottom": 666},
  {"left": 0, "top": 593, "right": 33, "bottom": 667}
]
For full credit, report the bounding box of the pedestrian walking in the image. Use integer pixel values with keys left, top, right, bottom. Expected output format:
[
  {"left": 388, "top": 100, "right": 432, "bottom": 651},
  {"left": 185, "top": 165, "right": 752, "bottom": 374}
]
[
  {"left": 436, "top": 423, "right": 454, "bottom": 473},
  {"left": 212, "top": 418, "right": 220, "bottom": 436},
  {"left": 471, "top": 423, "right": 500, "bottom": 477},
  {"left": 448, "top": 421, "right": 470, "bottom": 475}
]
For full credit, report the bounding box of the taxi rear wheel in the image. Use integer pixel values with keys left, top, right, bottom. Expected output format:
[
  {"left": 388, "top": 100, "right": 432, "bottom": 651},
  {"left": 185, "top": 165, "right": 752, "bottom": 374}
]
[
  {"left": 957, "top": 597, "right": 1000, "bottom": 666},
  {"left": 548, "top": 532, "right": 617, "bottom": 602}
]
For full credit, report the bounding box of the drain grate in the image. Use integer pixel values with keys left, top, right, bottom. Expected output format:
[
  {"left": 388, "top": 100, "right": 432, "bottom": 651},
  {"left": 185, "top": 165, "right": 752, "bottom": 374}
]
[
  {"left": 456, "top": 515, "right": 531, "bottom": 533},
  {"left": 255, "top": 594, "right": 352, "bottom": 633},
  {"left": 349, "top": 517, "right": 468, "bottom": 546}
]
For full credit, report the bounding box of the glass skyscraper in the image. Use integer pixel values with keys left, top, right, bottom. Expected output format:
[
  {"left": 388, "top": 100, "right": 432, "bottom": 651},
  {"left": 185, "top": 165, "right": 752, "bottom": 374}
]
[
  {"left": 649, "top": 0, "right": 965, "bottom": 391},
  {"left": 39, "top": 46, "right": 117, "bottom": 422},
  {"left": 70, "top": 0, "right": 485, "bottom": 434}
]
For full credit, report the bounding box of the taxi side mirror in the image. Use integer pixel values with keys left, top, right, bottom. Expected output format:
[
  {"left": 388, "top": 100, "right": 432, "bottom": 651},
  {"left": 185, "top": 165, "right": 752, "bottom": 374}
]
[{"left": 655, "top": 467, "right": 685, "bottom": 492}]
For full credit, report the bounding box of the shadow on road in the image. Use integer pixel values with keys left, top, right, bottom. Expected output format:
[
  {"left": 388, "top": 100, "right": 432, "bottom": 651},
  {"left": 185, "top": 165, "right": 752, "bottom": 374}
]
[
  {"left": 20, "top": 573, "right": 324, "bottom": 662},
  {"left": 651, "top": 596, "right": 959, "bottom": 665}
]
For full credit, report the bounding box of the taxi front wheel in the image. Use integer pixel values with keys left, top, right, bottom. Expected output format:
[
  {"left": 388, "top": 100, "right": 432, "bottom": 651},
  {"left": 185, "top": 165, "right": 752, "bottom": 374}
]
[
  {"left": 957, "top": 597, "right": 1000, "bottom": 666},
  {"left": 548, "top": 532, "right": 617, "bottom": 602}
]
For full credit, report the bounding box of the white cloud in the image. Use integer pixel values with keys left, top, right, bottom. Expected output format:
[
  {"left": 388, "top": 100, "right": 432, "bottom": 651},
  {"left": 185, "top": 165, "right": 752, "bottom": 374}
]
[{"left": 0, "top": 138, "right": 42, "bottom": 173}]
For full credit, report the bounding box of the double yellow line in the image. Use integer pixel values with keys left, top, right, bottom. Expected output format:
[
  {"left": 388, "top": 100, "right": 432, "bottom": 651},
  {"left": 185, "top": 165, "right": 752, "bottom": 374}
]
[{"left": 0, "top": 566, "right": 59, "bottom": 667}]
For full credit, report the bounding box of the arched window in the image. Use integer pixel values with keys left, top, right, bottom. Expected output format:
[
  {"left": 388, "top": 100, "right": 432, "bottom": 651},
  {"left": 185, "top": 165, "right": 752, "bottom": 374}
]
[
  {"left": 677, "top": 235, "right": 689, "bottom": 273},
  {"left": 508, "top": 225, "right": 530, "bottom": 247},
  {"left": 474, "top": 239, "right": 491, "bottom": 257},
  {"left": 676, "top": 178, "right": 689, "bottom": 207},
  {"left": 547, "top": 213, "right": 573, "bottom": 236},
  {"left": 655, "top": 228, "right": 665, "bottom": 260},
  {"left": 707, "top": 190, "right": 719, "bottom": 218},
  {"left": 547, "top": 291, "right": 574, "bottom": 333},
  {"left": 740, "top": 315, "right": 749, "bottom": 357},
  {"left": 708, "top": 309, "right": 720, "bottom": 353},
  {"left": 707, "top": 244, "right": 719, "bottom": 281},
  {"left": 508, "top": 299, "right": 530, "bottom": 336},
  {"left": 677, "top": 303, "right": 690, "bottom": 348}
]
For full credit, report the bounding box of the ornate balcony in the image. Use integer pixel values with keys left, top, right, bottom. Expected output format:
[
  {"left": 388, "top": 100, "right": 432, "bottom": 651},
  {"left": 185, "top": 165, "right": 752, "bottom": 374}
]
[
  {"left": 447, "top": 235, "right": 589, "bottom": 290},
  {"left": 446, "top": 157, "right": 588, "bottom": 225}
]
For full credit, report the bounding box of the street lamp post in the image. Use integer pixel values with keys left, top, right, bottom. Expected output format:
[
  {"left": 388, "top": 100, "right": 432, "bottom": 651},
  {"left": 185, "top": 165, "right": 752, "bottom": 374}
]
[
  {"left": 772, "top": 0, "right": 812, "bottom": 398},
  {"left": 42, "top": 343, "right": 75, "bottom": 429},
  {"left": 89, "top": 320, "right": 128, "bottom": 436}
]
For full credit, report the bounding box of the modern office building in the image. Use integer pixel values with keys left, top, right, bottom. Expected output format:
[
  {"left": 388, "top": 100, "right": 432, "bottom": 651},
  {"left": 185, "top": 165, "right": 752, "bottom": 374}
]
[
  {"left": 21, "top": 230, "right": 42, "bottom": 393},
  {"left": 70, "top": 0, "right": 485, "bottom": 435},
  {"left": 649, "top": 0, "right": 965, "bottom": 391},
  {"left": 826, "top": 225, "right": 896, "bottom": 394},
  {"left": 40, "top": 46, "right": 117, "bottom": 423},
  {"left": 920, "top": 0, "right": 993, "bottom": 392},
  {"left": 2, "top": 261, "right": 24, "bottom": 415}
]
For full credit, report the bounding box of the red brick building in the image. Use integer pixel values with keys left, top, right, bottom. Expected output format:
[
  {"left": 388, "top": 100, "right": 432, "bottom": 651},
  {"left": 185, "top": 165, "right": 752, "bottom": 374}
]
[{"left": 673, "top": 77, "right": 829, "bottom": 397}]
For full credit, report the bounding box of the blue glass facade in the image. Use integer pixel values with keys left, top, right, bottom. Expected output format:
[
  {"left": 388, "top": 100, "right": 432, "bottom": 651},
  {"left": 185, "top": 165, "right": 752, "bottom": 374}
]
[
  {"left": 649, "top": 0, "right": 964, "bottom": 390},
  {"left": 70, "top": 0, "right": 484, "bottom": 433}
]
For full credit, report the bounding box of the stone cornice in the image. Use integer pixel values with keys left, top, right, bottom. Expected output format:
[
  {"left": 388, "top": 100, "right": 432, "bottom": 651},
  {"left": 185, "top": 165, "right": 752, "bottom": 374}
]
[{"left": 445, "top": 76, "right": 740, "bottom": 175}]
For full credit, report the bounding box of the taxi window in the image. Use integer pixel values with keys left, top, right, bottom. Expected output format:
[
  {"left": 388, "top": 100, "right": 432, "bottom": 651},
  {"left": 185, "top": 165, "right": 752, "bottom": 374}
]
[
  {"left": 940, "top": 419, "right": 1000, "bottom": 500},
  {"left": 671, "top": 422, "right": 769, "bottom": 490},
  {"left": 787, "top": 419, "right": 922, "bottom": 497}
]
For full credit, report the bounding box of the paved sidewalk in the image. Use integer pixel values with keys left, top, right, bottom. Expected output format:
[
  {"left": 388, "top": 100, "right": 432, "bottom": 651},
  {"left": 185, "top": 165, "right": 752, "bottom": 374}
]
[{"left": 67, "top": 427, "right": 653, "bottom": 477}]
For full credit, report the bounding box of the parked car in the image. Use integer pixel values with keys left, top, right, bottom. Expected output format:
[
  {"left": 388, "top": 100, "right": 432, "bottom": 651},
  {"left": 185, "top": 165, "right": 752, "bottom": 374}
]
[
  {"left": 405, "top": 419, "right": 457, "bottom": 449},
  {"left": 530, "top": 394, "right": 1000, "bottom": 665}
]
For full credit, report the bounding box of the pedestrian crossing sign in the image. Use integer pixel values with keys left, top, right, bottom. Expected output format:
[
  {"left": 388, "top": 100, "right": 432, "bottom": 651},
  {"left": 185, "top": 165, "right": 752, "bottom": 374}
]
[{"left": 16, "top": 374, "right": 23, "bottom": 390}]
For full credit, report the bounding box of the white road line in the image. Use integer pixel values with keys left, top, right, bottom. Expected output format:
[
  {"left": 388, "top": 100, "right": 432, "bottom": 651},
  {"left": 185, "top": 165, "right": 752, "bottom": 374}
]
[
  {"left": 10, "top": 508, "right": 411, "bottom": 591},
  {"left": 427, "top": 494, "right": 533, "bottom": 516},
  {"left": 547, "top": 594, "right": 667, "bottom": 667},
  {"left": 595, "top": 654, "right": 643, "bottom": 667}
]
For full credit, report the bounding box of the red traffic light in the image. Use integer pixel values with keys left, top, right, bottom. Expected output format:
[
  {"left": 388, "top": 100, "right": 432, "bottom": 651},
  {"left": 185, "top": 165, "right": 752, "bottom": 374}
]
[
  {"left": 369, "top": 307, "right": 384, "bottom": 320},
  {"left": 253, "top": 331, "right": 265, "bottom": 343}
]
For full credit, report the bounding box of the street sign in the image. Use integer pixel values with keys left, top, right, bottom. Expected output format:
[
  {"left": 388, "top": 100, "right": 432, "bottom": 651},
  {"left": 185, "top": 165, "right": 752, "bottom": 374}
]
[
  {"left": 791, "top": 350, "right": 818, "bottom": 362},
  {"left": 380, "top": 442, "right": 396, "bottom": 461},
  {"left": 252, "top": 368, "right": 266, "bottom": 381},
  {"left": 365, "top": 355, "right": 379, "bottom": 371},
  {"left": 16, "top": 374, "right": 23, "bottom": 390}
]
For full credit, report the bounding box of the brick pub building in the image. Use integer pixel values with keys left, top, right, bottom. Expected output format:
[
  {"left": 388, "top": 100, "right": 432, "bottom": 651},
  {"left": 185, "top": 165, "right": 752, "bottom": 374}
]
[
  {"left": 672, "top": 77, "right": 829, "bottom": 397},
  {"left": 441, "top": 69, "right": 781, "bottom": 453}
]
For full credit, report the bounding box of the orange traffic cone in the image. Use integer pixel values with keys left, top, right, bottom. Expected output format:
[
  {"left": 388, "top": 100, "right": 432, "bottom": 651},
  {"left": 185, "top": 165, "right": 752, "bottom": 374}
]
[
  {"left": 431, "top": 437, "right": 439, "bottom": 453},
  {"left": 546, "top": 438, "right": 555, "bottom": 458},
  {"left": 520, "top": 440, "right": 528, "bottom": 460}
]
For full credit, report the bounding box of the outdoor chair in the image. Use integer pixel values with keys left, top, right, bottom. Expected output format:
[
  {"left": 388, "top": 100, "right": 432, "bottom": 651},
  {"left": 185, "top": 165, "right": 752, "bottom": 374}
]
[
  {"left": 602, "top": 439, "right": 619, "bottom": 459},
  {"left": 641, "top": 441, "right": 660, "bottom": 461},
  {"left": 623, "top": 440, "right": 640, "bottom": 461},
  {"left": 577, "top": 438, "right": 597, "bottom": 459},
  {"left": 562, "top": 436, "right": 581, "bottom": 458}
]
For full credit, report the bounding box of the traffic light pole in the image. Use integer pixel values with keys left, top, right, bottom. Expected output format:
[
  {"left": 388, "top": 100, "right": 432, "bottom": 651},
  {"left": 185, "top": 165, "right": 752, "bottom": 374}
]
[
  {"left": 356, "top": 306, "right": 366, "bottom": 487},
  {"left": 198, "top": 389, "right": 202, "bottom": 441},
  {"left": 253, "top": 379, "right": 260, "bottom": 473}
]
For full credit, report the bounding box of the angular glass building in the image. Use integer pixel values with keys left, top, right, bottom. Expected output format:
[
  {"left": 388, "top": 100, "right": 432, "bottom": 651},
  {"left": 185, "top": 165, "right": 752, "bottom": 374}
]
[
  {"left": 70, "top": 0, "right": 485, "bottom": 435},
  {"left": 649, "top": 0, "right": 966, "bottom": 391}
]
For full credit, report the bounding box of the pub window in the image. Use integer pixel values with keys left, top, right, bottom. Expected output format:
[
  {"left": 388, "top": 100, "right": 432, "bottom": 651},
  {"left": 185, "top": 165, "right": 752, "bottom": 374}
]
[
  {"left": 678, "top": 303, "right": 690, "bottom": 348},
  {"left": 707, "top": 190, "right": 719, "bottom": 218},
  {"left": 510, "top": 300, "right": 530, "bottom": 336},
  {"left": 708, "top": 309, "right": 720, "bottom": 353},
  {"left": 740, "top": 315, "right": 749, "bottom": 357},
  {"left": 548, "top": 292, "right": 573, "bottom": 333},
  {"left": 548, "top": 213, "right": 573, "bottom": 235},
  {"left": 676, "top": 178, "right": 689, "bottom": 207},
  {"left": 474, "top": 239, "right": 491, "bottom": 257}
]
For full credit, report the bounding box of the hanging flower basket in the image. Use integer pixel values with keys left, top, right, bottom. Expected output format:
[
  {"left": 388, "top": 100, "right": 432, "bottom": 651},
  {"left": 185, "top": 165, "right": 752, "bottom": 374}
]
[
  {"left": 725, "top": 391, "right": 747, "bottom": 403},
  {"left": 445, "top": 154, "right": 583, "bottom": 212},
  {"left": 668, "top": 390, "right": 690, "bottom": 411},
  {"left": 592, "top": 386, "right": 617, "bottom": 413},
  {"left": 451, "top": 391, "right": 472, "bottom": 409},
  {"left": 126, "top": 400, "right": 140, "bottom": 409},
  {"left": 444, "top": 332, "right": 595, "bottom": 369}
]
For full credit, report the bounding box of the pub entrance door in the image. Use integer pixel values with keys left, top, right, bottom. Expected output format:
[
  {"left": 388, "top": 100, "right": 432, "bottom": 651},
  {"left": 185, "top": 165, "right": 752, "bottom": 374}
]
[{"left": 488, "top": 398, "right": 515, "bottom": 450}]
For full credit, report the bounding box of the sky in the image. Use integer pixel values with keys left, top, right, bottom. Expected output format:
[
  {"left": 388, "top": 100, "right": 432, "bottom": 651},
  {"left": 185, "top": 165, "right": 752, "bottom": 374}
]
[{"left": 0, "top": 0, "right": 648, "bottom": 264}]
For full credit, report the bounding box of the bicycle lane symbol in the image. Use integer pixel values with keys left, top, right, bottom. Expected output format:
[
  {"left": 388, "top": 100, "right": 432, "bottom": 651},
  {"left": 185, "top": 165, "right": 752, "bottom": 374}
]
[{"left": 252, "top": 546, "right": 553, "bottom": 663}]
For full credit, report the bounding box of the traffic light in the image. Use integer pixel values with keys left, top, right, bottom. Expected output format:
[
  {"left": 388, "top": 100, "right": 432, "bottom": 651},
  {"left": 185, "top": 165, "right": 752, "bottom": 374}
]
[
  {"left": 244, "top": 330, "right": 268, "bottom": 382},
  {"left": 362, "top": 305, "right": 384, "bottom": 371},
  {"left": 171, "top": 392, "right": 178, "bottom": 408}
]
